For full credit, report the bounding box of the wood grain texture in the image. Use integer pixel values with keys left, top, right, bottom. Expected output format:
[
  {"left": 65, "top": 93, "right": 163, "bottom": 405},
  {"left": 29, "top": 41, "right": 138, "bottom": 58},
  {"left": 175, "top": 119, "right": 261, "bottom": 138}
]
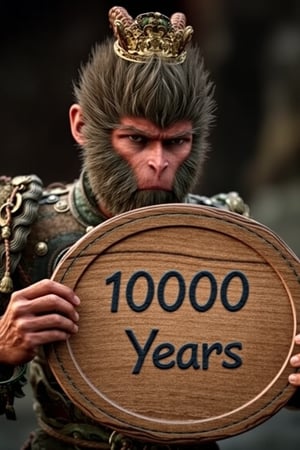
[{"left": 47, "top": 204, "right": 300, "bottom": 443}]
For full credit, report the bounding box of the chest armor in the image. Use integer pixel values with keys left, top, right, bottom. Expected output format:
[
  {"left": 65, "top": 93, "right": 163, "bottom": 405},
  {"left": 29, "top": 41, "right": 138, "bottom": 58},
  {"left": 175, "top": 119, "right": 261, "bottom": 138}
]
[{"left": 20, "top": 175, "right": 106, "bottom": 285}]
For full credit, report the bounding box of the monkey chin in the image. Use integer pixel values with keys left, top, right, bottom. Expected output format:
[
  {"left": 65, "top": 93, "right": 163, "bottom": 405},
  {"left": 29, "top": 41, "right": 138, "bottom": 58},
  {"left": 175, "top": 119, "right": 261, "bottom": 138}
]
[
  {"left": 106, "top": 189, "right": 181, "bottom": 216},
  {"left": 129, "top": 189, "right": 180, "bottom": 210}
]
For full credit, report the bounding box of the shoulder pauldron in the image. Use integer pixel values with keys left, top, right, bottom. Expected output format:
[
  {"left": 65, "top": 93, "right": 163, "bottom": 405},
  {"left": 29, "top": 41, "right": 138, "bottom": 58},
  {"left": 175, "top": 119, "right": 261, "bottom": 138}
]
[{"left": 0, "top": 175, "right": 43, "bottom": 295}]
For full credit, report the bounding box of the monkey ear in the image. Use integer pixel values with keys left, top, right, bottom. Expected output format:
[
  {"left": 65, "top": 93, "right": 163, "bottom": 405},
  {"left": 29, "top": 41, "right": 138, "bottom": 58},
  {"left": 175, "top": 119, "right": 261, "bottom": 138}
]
[{"left": 69, "top": 104, "right": 85, "bottom": 145}]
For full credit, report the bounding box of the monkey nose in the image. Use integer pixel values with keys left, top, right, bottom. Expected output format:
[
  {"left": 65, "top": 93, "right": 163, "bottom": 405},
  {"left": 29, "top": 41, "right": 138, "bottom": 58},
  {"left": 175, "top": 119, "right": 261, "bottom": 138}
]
[{"left": 147, "top": 148, "right": 169, "bottom": 174}]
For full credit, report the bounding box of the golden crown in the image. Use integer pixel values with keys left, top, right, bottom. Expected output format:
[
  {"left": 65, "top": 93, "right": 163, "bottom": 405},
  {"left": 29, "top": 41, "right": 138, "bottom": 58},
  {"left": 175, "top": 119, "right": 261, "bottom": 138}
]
[{"left": 108, "top": 6, "right": 194, "bottom": 64}]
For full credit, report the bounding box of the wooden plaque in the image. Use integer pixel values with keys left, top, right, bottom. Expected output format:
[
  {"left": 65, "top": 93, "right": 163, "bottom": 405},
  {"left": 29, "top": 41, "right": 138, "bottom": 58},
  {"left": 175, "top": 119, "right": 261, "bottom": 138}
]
[{"left": 48, "top": 204, "right": 300, "bottom": 444}]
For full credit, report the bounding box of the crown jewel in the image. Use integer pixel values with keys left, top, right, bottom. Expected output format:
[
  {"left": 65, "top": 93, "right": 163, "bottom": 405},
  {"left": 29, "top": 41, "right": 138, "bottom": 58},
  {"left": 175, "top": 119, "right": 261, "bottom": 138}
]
[{"left": 109, "top": 6, "right": 194, "bottom": 64}]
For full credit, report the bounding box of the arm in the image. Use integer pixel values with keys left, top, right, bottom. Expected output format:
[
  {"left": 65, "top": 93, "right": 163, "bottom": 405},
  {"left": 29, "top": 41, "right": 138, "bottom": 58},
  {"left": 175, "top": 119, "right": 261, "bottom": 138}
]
[
  {"left": 0, "top": 279, "right": 79, "bottom": 365},
  {"left": 0, "top": 279, "right": 80, "bottom": 418}
]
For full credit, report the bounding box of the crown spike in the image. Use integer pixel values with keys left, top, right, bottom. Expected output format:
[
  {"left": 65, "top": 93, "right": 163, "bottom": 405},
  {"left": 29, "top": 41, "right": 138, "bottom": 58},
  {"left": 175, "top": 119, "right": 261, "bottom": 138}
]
[
  {"left": 108, "top": 6, "right": 193, "bottom": 64},
  {"left": 109, "top": 6, "right": 134, "bottom": 33},
  {"left": 170, "top": 13, "right": 186, "bottom": 30}
]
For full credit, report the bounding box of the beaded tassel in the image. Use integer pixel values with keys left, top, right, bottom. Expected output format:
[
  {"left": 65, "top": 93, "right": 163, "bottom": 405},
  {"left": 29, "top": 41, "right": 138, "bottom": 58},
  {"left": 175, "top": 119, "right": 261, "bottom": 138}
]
[{"left": 0, "top": 186, "right": 21, "bottom": 293}]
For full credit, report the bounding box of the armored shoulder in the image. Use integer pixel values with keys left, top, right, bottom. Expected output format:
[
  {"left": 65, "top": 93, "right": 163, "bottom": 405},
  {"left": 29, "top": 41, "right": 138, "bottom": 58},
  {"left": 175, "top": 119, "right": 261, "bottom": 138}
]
[
  {"left": 19, "top": 173, "right": 106, "bottom": 284},
  {"left": 185, "top": 191, "right": 250, "bottom": 217},
  {"left": 0, "top": 175, "right": 43, "bottom": 296}
]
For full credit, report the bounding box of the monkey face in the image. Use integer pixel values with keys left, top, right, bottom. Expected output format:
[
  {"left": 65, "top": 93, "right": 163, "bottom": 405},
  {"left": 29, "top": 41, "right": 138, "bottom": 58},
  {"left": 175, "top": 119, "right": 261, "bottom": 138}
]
[
  {"left": 112, "top": 117, "right": 193, "bottom": 191},
  {"left": 84, "top": 117, "right": 195, "bottom": 217}
]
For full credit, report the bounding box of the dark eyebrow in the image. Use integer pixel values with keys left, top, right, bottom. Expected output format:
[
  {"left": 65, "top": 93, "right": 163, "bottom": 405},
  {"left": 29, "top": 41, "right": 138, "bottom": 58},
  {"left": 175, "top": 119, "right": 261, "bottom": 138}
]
[
  {"left": 164, "top": 131, "right": 194, "bottom": 139},
  {"left": 116, "top": 125, "right": 193, "bottom": 139},
  {"left": 116, "top": 125, "right": 153, "bottom": 137}
]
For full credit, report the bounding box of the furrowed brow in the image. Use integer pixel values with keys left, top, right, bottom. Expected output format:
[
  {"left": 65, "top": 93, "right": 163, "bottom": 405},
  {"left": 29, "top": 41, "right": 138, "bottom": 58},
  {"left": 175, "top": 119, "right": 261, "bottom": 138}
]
[{"left": 116, "top": 125, "right": 150, "bottom": 135}]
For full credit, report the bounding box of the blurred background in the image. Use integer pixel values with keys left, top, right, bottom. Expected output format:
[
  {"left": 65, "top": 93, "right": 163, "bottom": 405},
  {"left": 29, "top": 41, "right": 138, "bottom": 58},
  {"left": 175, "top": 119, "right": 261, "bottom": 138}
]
[{"left": 0, "top": 0, "right": 299, "bottom": 448}]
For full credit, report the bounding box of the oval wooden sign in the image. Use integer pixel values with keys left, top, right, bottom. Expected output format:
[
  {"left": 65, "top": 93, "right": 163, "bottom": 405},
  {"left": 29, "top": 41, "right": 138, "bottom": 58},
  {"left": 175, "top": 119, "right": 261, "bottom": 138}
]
[{"left": 48, "top": 204, "right": 300, "bottom": 444}]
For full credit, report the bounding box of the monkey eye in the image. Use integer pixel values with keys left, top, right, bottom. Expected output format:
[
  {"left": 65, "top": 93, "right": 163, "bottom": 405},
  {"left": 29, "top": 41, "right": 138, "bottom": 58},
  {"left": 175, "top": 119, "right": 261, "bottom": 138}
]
[
  {"left": 128, "top": 134, "right": 147, "bottom": 144},
  {"left": 164, "top": 136, "right": 192, "bottom": 147},
  {"left": 166, "top": 138, "right": 184, "bottom": 145}
]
